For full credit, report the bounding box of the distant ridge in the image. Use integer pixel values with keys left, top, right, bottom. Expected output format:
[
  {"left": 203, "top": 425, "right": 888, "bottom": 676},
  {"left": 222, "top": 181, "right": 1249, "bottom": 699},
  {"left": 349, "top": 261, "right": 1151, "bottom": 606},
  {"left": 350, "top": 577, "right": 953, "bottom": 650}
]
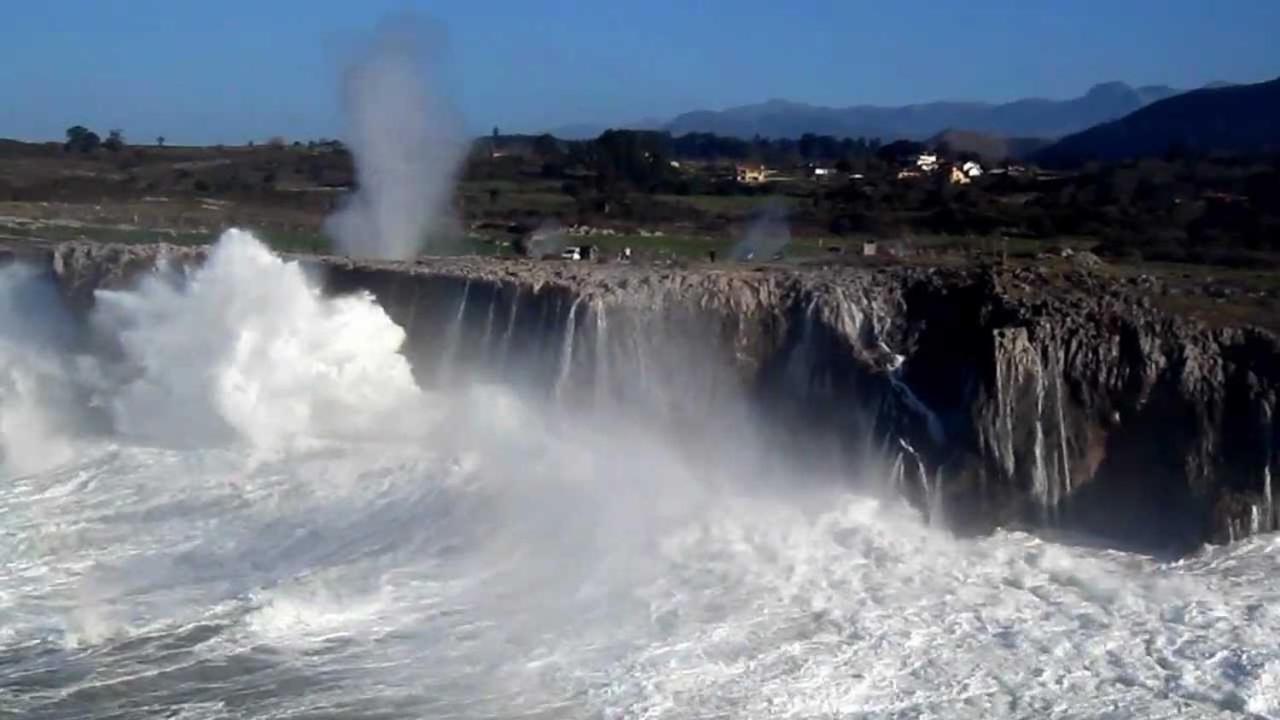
[
  {"left": 660, "top": 82, "right": 1183, "bottom": 141},
  {"left": 540, "top": 81, "right": 1254, "bottom": 146},
  {"left": 1033, "top": 76, "right": 1280, "bottom": 166}
]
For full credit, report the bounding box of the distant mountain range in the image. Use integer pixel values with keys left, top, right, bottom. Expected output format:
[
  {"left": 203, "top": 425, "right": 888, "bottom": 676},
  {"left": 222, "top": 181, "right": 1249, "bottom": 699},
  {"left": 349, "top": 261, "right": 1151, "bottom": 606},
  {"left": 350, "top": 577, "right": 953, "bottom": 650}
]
[
  {"left": 664, "top": 83, "right": 1191, "bottom": 141},
  {"left": 547, "top": 82, "right": 1242, "bottom": 142},
  {"left": 1033, "top": 76, "right": 1280, "bottom": 165}
]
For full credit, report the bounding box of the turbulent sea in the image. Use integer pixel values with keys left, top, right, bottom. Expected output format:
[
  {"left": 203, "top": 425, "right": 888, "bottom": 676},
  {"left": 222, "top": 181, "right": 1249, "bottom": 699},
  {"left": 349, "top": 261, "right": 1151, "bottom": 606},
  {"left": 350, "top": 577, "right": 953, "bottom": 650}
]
[{"left": 2, "top": 231, "right": 1280, "bottom": 719}]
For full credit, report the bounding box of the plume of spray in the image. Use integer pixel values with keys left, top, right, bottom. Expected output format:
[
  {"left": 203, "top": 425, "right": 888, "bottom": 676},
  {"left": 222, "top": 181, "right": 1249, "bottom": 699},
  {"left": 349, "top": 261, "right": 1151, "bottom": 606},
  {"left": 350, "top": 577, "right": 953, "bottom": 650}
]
[
  {"left": 0, "top": 265, "right": 93, "bottom": 473},
  {"left": 730, "top": 200, "right": 791, "bottom": 261},
  {"left": 324, "top": 16, "right": 466, "bottom": 260},
  {"left": 91, "top": 229, "right": 429, "bottom": 450},
  {"left": 518, "top": 218, "right": 566, "bottom": 258}
]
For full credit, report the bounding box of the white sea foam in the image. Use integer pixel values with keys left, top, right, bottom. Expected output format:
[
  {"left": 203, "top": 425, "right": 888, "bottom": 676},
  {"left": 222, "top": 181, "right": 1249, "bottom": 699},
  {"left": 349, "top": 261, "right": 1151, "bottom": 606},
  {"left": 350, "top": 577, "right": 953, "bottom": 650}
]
[{"left": 92, "top": 229, "right": 426, "bottom": 449}]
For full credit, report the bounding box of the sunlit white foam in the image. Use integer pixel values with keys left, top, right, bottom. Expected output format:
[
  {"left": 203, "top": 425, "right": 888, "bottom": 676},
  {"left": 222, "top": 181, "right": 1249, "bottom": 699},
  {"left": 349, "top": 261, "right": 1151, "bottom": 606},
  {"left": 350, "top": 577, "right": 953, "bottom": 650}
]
[
  {"left": 245, "top": 582, "right": 389, "bottom": 646},
  {"left": 1249, "top": 661, "right": 1280, "bottom": 716},
  {"left": 93, "top": 229, "right": 427, "bottom": 449},
  {"left": 1, "top": 227, "right": 1279, "bottom": 718}
]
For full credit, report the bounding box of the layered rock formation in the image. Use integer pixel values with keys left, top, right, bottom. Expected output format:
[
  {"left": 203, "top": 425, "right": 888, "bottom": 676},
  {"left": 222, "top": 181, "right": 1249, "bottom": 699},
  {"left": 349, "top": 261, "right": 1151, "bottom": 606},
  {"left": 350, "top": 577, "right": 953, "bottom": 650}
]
[{"left": 34, "top": 240, "right": 1280, "bottom": 555}]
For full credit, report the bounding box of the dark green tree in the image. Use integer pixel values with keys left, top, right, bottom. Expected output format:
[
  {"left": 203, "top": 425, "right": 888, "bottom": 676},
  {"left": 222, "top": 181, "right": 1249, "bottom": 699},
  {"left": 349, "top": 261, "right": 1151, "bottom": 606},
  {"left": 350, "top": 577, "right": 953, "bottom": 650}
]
[
  {"left": 103, "top": 128, "right": 125, "bottom": 152},
  {"left": 64, "top": 125, "right": 101, "bottom": 153}
]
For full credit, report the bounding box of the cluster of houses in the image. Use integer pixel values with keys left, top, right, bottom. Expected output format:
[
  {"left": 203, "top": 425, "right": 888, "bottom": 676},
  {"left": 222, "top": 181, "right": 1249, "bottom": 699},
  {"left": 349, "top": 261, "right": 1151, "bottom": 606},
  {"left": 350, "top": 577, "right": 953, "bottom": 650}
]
[
  {"left": 732, "top": 152, "right": 991, "bottom": 187},
  {"left": 733, "top": 162, "right": 846, "bottom": 184},
  {"left": 895, "top": 153, "right": 985, "bottom": 184}
]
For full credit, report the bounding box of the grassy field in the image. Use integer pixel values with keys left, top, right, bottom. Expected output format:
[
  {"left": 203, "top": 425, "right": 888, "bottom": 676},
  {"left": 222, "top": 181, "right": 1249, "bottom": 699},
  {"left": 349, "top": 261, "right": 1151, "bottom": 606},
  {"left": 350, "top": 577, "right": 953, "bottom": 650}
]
[
  {"left": 6, "top": 223, "right": 1280, "bottom": 336},
  {"left": 652, "top": 193, "right": 801, "bottom": 216},
  {"left": 0, "top": 217, "right": 332, "bottom": 254}
]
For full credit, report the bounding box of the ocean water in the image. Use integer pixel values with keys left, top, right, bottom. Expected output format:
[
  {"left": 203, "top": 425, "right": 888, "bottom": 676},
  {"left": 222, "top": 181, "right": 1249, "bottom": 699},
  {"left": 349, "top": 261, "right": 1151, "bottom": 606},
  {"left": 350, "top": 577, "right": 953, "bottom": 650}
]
[{"left": 1, "top": 231, "right": 1278, "bottom": 719}]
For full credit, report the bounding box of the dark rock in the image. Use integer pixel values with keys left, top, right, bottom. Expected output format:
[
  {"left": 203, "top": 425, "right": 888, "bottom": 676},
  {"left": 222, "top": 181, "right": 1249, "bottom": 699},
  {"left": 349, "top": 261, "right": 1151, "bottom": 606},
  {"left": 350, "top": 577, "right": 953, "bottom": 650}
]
[{"left": 30, "top": 239, "right": 1280, "bottom": 555}]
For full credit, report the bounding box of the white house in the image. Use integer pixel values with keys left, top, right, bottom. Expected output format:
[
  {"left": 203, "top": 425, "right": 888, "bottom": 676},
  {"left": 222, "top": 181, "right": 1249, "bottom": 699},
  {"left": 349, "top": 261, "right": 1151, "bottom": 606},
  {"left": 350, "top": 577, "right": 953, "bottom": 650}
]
[
  {"left": 962, "top": 160, "right": 984, "bottom": 178},
  {"left": 812, "top": 167, "right": 834, "bottom": 178},
  {"left": 735, "top": 163, "right": 769, "bottom": 184},
  {"left": 914, "top": 153, "right": 939, "bottom": 172}
]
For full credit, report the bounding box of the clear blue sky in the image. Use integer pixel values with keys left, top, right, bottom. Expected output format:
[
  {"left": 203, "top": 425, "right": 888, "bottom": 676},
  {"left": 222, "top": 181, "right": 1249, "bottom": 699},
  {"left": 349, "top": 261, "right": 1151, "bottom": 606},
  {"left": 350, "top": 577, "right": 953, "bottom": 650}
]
[{"left": 2, "top": 0, "right": 1277, "bottom": 144}]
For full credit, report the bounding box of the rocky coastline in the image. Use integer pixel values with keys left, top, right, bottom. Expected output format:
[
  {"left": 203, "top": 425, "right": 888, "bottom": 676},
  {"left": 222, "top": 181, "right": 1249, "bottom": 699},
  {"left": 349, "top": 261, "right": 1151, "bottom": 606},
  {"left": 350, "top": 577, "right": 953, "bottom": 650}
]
[{"left": 26, "top": 238, "right": 1280, "bottom": 555}]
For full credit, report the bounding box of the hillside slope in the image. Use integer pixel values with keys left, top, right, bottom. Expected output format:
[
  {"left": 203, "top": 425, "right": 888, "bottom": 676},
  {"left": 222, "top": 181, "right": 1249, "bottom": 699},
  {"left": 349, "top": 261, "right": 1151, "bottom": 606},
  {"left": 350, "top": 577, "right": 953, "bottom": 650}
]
[{"left": 1034, "top": 77, "right": 1280, "bottom": 166}]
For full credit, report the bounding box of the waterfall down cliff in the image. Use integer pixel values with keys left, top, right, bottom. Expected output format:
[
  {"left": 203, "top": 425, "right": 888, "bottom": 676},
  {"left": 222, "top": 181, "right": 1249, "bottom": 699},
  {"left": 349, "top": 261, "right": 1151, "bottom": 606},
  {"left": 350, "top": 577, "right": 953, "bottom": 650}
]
[{"left": 3, "top": 230, "right": 1280, "bottom": 717}]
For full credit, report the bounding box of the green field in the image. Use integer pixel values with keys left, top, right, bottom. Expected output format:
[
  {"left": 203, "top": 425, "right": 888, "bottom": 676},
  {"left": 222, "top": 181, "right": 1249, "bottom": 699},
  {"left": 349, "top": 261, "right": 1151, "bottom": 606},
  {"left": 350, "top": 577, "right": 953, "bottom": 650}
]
[{"left": 652, "top": 193, "right": 800, "bottom": 216}]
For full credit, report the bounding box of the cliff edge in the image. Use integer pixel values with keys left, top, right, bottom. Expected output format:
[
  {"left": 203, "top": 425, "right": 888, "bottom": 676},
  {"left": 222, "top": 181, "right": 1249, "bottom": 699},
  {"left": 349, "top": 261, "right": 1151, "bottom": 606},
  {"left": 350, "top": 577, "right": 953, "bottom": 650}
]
[{"left": 34, "top": 239, "right": 1280, "bottom": 554}]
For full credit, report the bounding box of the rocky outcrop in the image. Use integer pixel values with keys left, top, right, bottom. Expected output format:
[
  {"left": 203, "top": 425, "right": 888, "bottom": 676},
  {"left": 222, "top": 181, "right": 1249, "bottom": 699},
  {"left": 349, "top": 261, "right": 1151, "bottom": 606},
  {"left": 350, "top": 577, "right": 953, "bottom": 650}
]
[
  {"left": 895, "top": 268, "right": 1280, "bottom": 553},
  {"left": 32, "top": 240, "right": 1280, "bottom": 555}
]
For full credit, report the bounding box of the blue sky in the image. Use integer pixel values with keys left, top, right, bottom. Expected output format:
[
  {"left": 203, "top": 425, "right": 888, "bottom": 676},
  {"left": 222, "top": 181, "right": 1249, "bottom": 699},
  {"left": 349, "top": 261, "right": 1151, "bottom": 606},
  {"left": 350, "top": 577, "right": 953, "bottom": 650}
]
[{"left": 2, "top": 0, "right": 1278, "bottom": 144}]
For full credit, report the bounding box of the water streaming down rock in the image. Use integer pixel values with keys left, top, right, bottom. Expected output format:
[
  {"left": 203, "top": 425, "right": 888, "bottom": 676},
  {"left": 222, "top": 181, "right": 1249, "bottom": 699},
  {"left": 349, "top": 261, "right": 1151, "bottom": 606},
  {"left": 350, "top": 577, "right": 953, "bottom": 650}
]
[
  {"left": 881, "top": 340, "right": 945, "bottom": 446},
  {"left": 37, "top": 237, "right": 1280, "bottom": 553},
  {"left": 983, "top": 327, "right": 1076, "bottom": 525},
  {"left": 1053, "top": 351, "right": 1073, "bottom": 503},
  {"left": 13, "top": 231, "right": 1280, "bottom": 716},
  {"left": 1032, "top": 346, "right": 1050, "bottom": 514},
  {"left": 499, "top": 284, "right": 521, "bottom": 372},
  {"left": 555, "top": 298, "right": 582, "bottom": 401},
  {"left": 438, "top": 278, "right": 470, "bottom": 382},
  {"left": 592, "top": 299, "right": 610, "bottom": 408},
  {"left": 1267, "top": 463, "right": 1276, "bottom": 532},
  {"left": 480, "top": 284, "right": 497, "bottom": 365},
  {"left": 893, "top": 437, "right": 945, "bottom": 526}
]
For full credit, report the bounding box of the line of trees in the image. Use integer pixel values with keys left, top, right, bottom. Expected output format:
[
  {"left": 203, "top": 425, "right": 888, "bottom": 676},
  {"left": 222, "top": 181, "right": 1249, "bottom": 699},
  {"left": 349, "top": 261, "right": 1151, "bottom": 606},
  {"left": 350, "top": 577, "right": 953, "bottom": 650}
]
[
  {"left": 500, "top": 129, "right": 894, "bottom": 194},
  {"left": 64, "top": 126, "right": 126, "bottom": 153}
]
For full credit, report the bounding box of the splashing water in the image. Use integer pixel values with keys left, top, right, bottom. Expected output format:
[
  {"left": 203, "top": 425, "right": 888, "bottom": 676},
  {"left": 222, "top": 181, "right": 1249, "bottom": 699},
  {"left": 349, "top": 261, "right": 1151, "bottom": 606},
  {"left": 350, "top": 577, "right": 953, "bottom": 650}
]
[
  {"left": 91, "top": 230, "right": 425, "bottom": 450},
  {"left": 324, "top": 16, "right": 466, "bottom": 260},
  {"left": 0, "top": 229, "right": 1279, "bottom": 718},
  {"left": 730, "top": 200, "right": 791, "bottom": 261},
  {"left": 0, "top": 265, "right": 86, "bottom": 473}
]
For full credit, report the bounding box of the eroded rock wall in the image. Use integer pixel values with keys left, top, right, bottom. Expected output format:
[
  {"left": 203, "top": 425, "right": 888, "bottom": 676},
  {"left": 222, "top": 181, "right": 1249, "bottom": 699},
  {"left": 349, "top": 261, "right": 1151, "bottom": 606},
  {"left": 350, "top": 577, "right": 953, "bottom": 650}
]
[{"left": 37, "top": 240, "right": 1280, "bottom": 554}]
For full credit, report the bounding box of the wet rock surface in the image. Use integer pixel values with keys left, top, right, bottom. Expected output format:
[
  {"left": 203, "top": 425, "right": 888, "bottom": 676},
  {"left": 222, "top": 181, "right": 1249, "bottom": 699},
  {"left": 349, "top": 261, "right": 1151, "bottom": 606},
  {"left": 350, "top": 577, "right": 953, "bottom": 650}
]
[{"left": 31, "top": 239, "right": 1280, "bottom": 554}]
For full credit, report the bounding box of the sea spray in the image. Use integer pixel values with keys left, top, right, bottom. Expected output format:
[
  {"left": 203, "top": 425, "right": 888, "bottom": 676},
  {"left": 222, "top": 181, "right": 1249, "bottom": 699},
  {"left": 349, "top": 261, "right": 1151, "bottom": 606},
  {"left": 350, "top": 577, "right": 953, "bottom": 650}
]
[
  {"left": 92, "top": 229, "right": 425, "bottom": 449},
  {"left": 3, "top": 240, "right": 1280, "bottom": 717},
  {"left": 324, "top": 16, "right": 465, "bottom": 260},
  {"left": 730, "top": 200, "right": 791, "bottom": 261},
  {"left": 0, "top": 264, "right": 88, "bottom": 472}
]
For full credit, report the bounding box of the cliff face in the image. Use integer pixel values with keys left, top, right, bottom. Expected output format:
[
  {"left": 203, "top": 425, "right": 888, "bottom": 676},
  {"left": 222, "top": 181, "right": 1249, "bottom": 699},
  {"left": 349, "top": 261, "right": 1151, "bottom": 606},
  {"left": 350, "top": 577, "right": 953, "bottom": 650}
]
[
  {"left": 39, "top": 241, "right": 1280, "bottom": 555},
  {"left": 895, "top": 268, "right": 1280, "bottom": 552}
]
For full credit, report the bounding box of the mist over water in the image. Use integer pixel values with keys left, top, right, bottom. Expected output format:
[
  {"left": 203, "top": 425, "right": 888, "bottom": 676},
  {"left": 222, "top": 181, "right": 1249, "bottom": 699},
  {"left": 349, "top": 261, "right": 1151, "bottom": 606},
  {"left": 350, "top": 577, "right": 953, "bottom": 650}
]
[
  {"left": 0, "top": 229, "right": 1278, "bottom": 717},
  {"left": 0, "top": 265, "right": 86, "bottom": 473},
  {"left": 324, "top": 17, "right": 466, "bottom": 260}
]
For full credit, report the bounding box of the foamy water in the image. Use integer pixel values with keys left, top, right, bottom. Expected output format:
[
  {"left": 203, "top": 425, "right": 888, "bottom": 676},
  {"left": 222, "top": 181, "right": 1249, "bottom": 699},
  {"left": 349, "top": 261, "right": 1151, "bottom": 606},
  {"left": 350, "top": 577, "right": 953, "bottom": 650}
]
[{"left": 1, "top": 231, "right": 1278, "bottom": 718}]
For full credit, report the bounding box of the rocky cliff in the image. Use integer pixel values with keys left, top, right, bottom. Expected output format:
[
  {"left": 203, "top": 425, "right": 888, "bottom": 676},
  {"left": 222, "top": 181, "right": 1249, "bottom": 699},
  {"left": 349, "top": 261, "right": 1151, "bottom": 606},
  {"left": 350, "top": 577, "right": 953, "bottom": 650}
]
[{"left": 35, "top": 240, "right": 1280, "bottom": 555}]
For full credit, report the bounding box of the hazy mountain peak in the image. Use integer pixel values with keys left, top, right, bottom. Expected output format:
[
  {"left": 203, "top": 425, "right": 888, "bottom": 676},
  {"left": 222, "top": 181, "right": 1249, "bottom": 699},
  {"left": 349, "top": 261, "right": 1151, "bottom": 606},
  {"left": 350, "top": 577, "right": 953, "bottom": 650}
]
[
  {"left": 661, "top": 82, "right": 1197, "bottom": 141},
  {"left": 1085, "top": 81, "right": 1136, "bottom": 98}
]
